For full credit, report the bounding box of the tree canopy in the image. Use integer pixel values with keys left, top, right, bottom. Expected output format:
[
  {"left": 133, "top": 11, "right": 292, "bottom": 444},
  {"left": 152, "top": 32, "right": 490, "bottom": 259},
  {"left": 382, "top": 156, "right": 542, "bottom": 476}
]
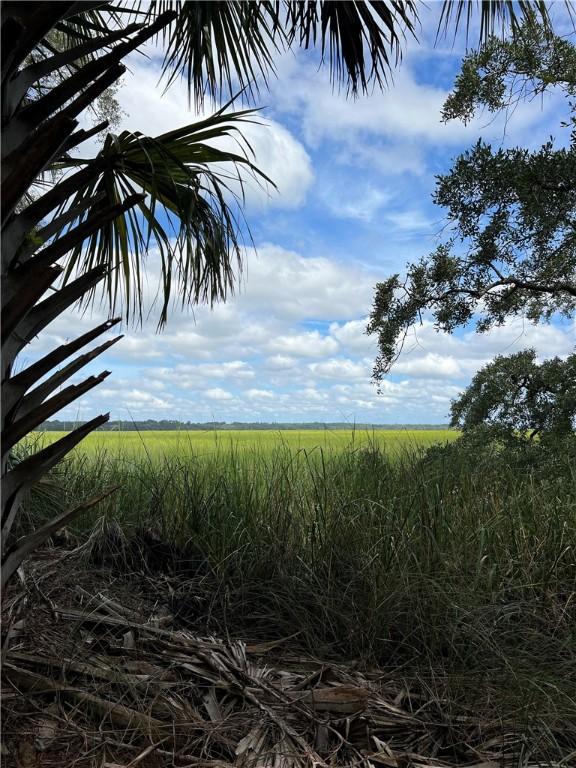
[
  {"left": 368, "top": 21, "right": 576, "bottom": 383},
  {"left": 450, "top": 350, "right": 576, "bottom": 443}
]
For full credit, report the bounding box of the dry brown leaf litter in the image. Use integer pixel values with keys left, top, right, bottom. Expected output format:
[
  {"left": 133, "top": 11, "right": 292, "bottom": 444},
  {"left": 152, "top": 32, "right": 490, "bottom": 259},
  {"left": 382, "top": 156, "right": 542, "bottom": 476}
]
[{"left": 1, "top": 549, "right": 573, "bottom": 768}]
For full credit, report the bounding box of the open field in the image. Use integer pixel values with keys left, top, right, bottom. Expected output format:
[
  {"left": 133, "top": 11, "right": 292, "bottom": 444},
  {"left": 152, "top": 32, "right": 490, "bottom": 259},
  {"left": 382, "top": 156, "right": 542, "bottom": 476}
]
[{"left": 33, "top": 427, "right": 459, "bottom": 459}]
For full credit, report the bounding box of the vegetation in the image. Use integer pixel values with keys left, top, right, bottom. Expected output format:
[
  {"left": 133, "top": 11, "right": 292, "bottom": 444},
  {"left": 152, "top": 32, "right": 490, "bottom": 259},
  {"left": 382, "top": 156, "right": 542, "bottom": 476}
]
[
  {"left": 2, "top": 1, "right": 419, "bottom": 588},
  {"left": 3, "top": 1, "right": 557, "bottom": 587},
  {"left": 39, "top": 419, "right": 451, "bottom": 432},
  {"left": 450, "top": 350, "right": 576, "bottom": 444},
  {"left": 369, "top": 21, "right": 576, "bottom": 379},
  {"left": 30, "top": 427, "right": 458, "bottom": 459},
  {"left": 3, "top": 6, "right": 575, "bottom": 765},
  {"left": 13, "top": 437, "right": 576, "bottom": 755}
]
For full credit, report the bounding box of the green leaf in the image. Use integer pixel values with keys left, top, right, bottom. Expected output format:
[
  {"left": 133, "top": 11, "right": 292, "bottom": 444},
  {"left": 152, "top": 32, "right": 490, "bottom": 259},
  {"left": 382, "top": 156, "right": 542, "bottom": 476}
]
[{"left": 52, "top": 104, "right": 274, "bottom": 327}]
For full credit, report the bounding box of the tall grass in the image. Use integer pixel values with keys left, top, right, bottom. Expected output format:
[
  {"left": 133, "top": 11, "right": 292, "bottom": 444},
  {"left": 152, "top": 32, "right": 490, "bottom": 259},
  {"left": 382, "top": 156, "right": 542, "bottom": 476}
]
[{"left": 18, "top": 435, "right": 576, "bottom": 735}]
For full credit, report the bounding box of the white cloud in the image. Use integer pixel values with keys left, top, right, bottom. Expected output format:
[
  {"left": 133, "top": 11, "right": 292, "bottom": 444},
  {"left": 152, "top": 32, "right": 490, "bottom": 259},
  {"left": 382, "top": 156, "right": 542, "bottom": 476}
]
[
  {"left": 272, "top": 54, "right": 560, "bottom": 150},
  {"left": 298, "top": 387, "right": 326, "bottom": 402},
  {"left": 236, "top": 245, "right": 377, "bottom": 322},
  {"left": 394, "top": 353, "right": 461, "bottom": 379},
  {"left": 26, "top": 239, "right": 574, "bottom": 426},
  {"left": 382, "top": 318, "right": 575, "bottom": 383},
  {"left": 98, "top": 385, "right": 172, "bottom": 411},
  {"left": 23, "top": 36, "right": 574, "bottom": 426},
  {"left": 205, "top": 388, "right": 234, "bottom": 401},
  {"left": 149, "top": 361, "right": 254, "bottom": 389},
  {"left": 110, "top": 336, "right": 163, "bottom": 360},
  {"left": 110, "top": 58, "right": 313, "bottom": 210},
  {"left": 386, "top": 209, "right": 436, "bottom": 233},
  {"left": 268, "top": 331, "right": 339, "bottom": 358},
  {"left": 265, "top": 355, "right": 298, "bottom": 370},
  {"left": 330, "top": 319, "right": 376, "bottom": 354},
  {"left": 309, "top": 358, "right": 368, "bottom": 381},
  {"left": 321, "top": 183, "right": 392, "bottom": 222},
  {"left": 246, "top": 388, "right": 275, "bottom": 400},
  {"left": 345, "top": 142, "right": 427, "bottom": 176}
]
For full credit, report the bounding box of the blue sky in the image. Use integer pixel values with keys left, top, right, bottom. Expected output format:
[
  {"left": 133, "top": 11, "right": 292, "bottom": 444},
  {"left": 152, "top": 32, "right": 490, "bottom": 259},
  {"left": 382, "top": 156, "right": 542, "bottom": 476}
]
[{"left": 26, "top": 6, "right": 575, "bottom": 424}]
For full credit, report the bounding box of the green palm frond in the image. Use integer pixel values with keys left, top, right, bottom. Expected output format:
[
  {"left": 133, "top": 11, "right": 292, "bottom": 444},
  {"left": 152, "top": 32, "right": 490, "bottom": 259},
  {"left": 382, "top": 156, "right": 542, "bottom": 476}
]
[
  {"left": 52, "top": 105, "right": 273, "bottom": 326},
  {"left": 51, "top": 1, "right": 566, "bottom": 108},
  {"left": 436, "top": 1, "right": 554, "bottom": 44},
  {"left": 142, "top": 1, "right": 419, "bottom": 102},
  {"left": 138, "top": 1, "right": 561, "bottom": 105},
  {"left": 146, "top": 1, "right": 282, "bottom": 106},
  {"left": 285, "top": 1, "right": 418, "bottom": 93}
]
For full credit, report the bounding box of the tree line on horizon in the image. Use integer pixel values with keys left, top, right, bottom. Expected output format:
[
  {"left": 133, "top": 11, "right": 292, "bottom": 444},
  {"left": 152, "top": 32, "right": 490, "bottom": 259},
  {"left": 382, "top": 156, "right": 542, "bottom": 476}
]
[{"left": 37, "top": 420, "right": 452, "bottom": 432}]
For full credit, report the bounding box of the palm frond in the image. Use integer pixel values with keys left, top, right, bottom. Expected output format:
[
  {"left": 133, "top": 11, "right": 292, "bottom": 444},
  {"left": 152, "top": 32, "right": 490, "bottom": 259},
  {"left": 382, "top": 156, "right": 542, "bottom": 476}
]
[
  {"left": 285, "top": 1, "right": 419, "bottom": 93},
  {"left": 145, "top": 1, "right": 282, "bottom": 106},
  {"left": 142, "top": 1, "right": 419, "bottom": 103},
  {"left": 50, "top": 105, "right": 273, "bottom": 327},
  {"left": 436, "top": 1, "right": 555, "bottom": 45},
  {"left": 52, "top": 4, "right": 127, "bottom": 65}
]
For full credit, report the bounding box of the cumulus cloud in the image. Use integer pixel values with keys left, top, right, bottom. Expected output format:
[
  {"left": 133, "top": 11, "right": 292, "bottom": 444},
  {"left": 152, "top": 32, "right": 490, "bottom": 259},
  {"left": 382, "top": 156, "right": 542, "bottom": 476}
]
[
  {"left": 271, "top": 54, "right": 561, "bottom": 150},
  {"left": 330, "top": 319, "right": 376, "bottom": 355},
  {"left": 268, "top": 331, "right": 339, "bottom": 358},
  {"left": 393, "top": 353, "right": 461, "bottom": 379},
  {"left": 309, "top": 358, "right": 368, "bottom": 381},
  {"left": 205, "top": 388, "right": 234, "bottom": 401},
  {"left": 246, "top": 388, "right": 275, "bottom": 400},
  {"left": 27, "top": 240, "right": 574, "bottom": 426},
  {"left": 24, "top": 36, "right": 574, "bottom": 426},
  {"left": 149, "top": 361, "right": 255, "bottom": 389},
  {"left": 265, "top": 355, "right": 298, "bottom": 370},
  {"left": 236, "top": 245, "right": 377, "bottom": 321},
  {"left": 320, "top": 183, "right": 393, "bottom": 222}
]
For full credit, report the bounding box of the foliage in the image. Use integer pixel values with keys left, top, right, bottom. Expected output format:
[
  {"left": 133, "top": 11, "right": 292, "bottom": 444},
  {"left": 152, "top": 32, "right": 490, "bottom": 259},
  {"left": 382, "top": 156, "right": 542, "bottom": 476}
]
[
  {"left": 90, "top": 79, "right": 125, "bottom": 136},
  {"left": 29, "top": 2, "right": 563, "bottom": 324},
  {"left": 449, "top": 349, "right": 576, "bottom": 444},
  {"left": 24, "top": 27, "right": 126, "bottom": 131},
  {"left": 56, "top": 105, "right": 271, "bottom": 325},
  {"left": 442, "top": 19, "right": 576, "bottom": 122},
  {"left": 32, "top": 428, "right": 457, "bottom": 459},
  {"left": 369, "top": 22, "right": 576, "bottom": 381},
  {"left": 0, "top": 1, "right": 567, "bottom": 585},
  {"left": 18, "top": 437, "right": 576, "bottom": 743},
  {"left": 38, "top": 420, "right": 451, "bottom": 431},
  {"left": 147, "top": 0, "right": 564, "bottom": 103}
]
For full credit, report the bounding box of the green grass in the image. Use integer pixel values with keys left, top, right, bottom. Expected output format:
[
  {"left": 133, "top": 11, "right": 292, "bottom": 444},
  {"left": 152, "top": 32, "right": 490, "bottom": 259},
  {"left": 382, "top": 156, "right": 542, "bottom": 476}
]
[
  {"left": 18, "top": 432, "right": 576, "bottom": 758},
  {"left": 34, "top": 427, "right": 458, "bottom": 458}
]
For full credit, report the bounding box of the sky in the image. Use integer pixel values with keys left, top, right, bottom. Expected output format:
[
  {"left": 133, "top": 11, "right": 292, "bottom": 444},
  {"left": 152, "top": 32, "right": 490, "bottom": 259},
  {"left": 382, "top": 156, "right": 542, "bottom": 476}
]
[{"left": 25, "top": 5, "right": 576, "bottom": 425}]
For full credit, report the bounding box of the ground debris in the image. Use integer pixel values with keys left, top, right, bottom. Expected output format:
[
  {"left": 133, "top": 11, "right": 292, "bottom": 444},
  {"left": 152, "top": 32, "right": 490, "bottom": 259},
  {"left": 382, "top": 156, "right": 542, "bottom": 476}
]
[{"left": 1, "top": 551, "right": 572, "bottom": 767}]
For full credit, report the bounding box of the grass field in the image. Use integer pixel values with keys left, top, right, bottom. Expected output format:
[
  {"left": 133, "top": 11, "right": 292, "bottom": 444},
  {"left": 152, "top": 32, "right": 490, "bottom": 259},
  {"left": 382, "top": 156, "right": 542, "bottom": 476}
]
[
  {"left": 17, "top": 430, "right": 576, "bottom": 761},
  {"left": 34, "top": 427, "right": 459, "bottom": 459}
]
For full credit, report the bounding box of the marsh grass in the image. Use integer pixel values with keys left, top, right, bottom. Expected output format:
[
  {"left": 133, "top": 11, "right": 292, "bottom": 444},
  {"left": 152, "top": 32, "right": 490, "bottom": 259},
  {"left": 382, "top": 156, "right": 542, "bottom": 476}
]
[
  {"left": 34, "top": 427, "right": 459, "bottom": 459},
  {"left": 17, "top": 434, "right": 576, "bottom": 747}
]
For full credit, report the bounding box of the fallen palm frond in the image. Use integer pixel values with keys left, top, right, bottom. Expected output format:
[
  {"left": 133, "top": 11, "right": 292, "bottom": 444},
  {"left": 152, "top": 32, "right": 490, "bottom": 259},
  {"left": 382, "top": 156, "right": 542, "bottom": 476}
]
[{"left": 2, "top": 551, "right": 574, "bottom": 768}]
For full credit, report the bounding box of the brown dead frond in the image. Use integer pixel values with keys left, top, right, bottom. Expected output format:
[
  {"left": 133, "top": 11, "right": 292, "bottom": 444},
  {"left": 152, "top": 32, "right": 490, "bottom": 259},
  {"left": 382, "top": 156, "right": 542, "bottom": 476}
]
[{"left": 2, "top": 549, "right": 574, "bottom": 768}]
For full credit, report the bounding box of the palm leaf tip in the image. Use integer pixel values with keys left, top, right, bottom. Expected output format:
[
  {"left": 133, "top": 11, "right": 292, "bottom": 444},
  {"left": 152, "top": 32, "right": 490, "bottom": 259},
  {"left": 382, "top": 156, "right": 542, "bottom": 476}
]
[
  {"left": 436, "top": 0, "right": 554, "bottom": 45},
  {"left": 286, "top": 1, "right": 419, "bottom": 94},
  {"left": 54, "top": 106, "right": 273, "bottom": 327},
  {"left": 149, "top": 0, "right": 283, "bottom": 107}
]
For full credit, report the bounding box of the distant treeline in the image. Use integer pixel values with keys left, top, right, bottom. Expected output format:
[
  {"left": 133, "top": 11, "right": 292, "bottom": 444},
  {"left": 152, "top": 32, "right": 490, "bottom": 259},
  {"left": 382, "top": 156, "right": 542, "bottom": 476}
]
[{"left": 39, "top": 420, "right": 450, "bottom": 432}]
